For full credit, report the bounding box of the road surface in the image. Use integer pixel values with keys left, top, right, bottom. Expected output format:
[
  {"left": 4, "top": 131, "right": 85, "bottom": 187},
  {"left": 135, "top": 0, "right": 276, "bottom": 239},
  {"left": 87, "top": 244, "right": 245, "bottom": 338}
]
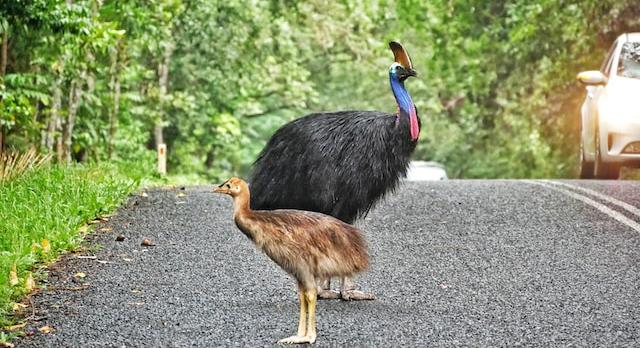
[{"left": 15, "top": 180, "right": 640, "bottom": 347}]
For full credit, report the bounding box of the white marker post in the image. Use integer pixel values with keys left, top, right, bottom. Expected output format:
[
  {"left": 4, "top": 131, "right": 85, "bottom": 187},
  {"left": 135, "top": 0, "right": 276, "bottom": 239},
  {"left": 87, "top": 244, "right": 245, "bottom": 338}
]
[{"left": 157, "top": 143, "right": 167, "bottom": 175}]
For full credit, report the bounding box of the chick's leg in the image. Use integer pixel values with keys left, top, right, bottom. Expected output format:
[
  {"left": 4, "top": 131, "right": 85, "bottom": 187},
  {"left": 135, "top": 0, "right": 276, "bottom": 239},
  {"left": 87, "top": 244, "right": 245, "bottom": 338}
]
[
  {"left": 340, "top": 277, "right": 375, "bottom": 301},
  {"left": 296, "top": 286, "right": 308, "bottom": 337},
  {"left": 317, "top": 277, "right": 339, "bottom": 300},
  {"left": 305, "top": 288, "right": 318, "bottom": 343},
  {"left": 278, "top": 287, "right": 317, "bottom": 344},
  {"left": 278, "top": 284, "right": 308, "bottom": 344}
]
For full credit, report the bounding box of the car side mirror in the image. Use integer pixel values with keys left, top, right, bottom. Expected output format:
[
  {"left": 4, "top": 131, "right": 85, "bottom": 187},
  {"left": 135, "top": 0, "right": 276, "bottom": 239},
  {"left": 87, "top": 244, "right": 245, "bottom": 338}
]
[{"left": 577, "top": 70, "right": 608, "bottom": 86}]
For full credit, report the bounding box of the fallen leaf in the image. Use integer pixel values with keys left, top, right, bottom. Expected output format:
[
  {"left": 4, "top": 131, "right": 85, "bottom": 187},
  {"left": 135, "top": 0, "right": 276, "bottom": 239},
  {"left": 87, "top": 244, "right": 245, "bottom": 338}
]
[
  {"left": 76, "top": 255, "right": 97, "bottom": 260},
  {"left": 48, "top": 284, "right": 89, "bottom": 292},
  {"left": 25, "top": 273, "right": 36, "bottom": 291},
  {"left": 131, "top": 289, "right": 142, "bottom": 294},
  {"left": 74, "top": 272, "right": 86, "bottom": 279},
  {"left": 88, "top": 219, "right": 101, "bottom": 225},
  {"left": 5, "top": 322, "right": 26, "bottom": 331},
  {"left": 96, "top": 260, "right": 112, "bottom": 264},
  {"left": 122, "top": 257, "right": 133, "bottom": 262},
  {"left": 127, "top": 302, "right": 145, "bottom": 306},
  {"left": 0, "top": 341, "right": 15, "bottom": 348},
  {"left": 9, "top": 264, "right": 19, "bottom": 287},
  {"left": 78, "top": 225, "right": 89, "bottom": 233},
  {"left": 38, "top": 325, "right": 53, "bottom": 334},
  {"left": 140, "top": 192, "right": 148, "bottom": 197},
  {"left": 41, "top": 239, "right": 51, "bottom": 253},
  {"left": 12, "top": 303, "right": 27, "bottom": 311},
  {"left": 176, "top": 192, "right": 187, "bottom": 198},
  {"left": 141, "top": 238, "right": 155, "bottom": 247},
  {"left": 99, "top": 227, "right": 112, "bottom": 232}
]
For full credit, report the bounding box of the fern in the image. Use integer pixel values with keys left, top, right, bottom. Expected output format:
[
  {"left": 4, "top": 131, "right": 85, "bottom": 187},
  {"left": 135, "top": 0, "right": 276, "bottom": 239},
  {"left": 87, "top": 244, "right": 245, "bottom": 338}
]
[{"left": 2, "top": 73, "right": 51, "bottom": 105}]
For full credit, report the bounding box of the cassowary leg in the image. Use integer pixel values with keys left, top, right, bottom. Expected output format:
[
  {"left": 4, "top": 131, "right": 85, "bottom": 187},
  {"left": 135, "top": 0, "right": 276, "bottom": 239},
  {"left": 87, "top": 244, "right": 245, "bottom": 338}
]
[
  {"left": 304, "top": 287, "right": 318, "bottom": 343},
  {"left": 317, "top": 278, "right": 339, "bottom": 300},
  {"left": 278, "top": 286, "right": 317, "bottom": 345},
  {"left": 278, "top": 283, "right": 309, "bottom": 344},
  {"left": 340, "top": 277, "right": 376, "bottom": 301}
]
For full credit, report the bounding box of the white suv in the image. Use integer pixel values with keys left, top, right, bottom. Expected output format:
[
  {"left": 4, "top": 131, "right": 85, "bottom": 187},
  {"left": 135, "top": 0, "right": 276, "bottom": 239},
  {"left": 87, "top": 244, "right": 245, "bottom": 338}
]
[{"left": 577, "top": 33, "right": 640, "bottom": 179}]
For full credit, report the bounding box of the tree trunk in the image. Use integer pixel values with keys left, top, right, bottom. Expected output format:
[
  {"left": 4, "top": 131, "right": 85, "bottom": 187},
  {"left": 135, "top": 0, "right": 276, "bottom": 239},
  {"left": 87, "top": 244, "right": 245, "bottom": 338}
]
[
  {"left": 56, "top": 116, "right": 63, "bottom": 163},
  {"left": 0, "top": 31, "right": 7, "bottom": 77},
  {"left": 0, "top": 30, "right": 8, "bottom": 158},
  {"left": 46, "top": 72, "right": 63, "bottom": 153},
  {"left": 154, "top": 41, "right": 174, "bottom": 149},
  {"left": 107, "top": 43, "right": 122, "bottom": 159},
  {"left": 62, "top": 78, "right": 83, "bottom": 163},
  {"left": 83, "top": 53, "right": 95, "bottom": 162},
  {"left": 0, "top": 126, "right": 4, "bottom": 159},
  {"left": 108, "top": 75, "right": 121, "bottom": 159}
]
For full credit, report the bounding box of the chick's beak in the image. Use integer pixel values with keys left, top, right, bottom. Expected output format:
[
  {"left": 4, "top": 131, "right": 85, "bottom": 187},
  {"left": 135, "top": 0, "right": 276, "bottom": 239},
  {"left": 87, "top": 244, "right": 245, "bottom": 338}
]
[{"left": 212, "top": 184, "right": 226, "bottom": 193}]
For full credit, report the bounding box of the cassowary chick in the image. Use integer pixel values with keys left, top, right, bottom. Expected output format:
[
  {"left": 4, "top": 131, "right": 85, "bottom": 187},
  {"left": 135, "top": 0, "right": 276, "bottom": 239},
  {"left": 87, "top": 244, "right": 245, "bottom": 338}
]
[{"left": 213, "top": 177, "right": 369, "bottom": 344}]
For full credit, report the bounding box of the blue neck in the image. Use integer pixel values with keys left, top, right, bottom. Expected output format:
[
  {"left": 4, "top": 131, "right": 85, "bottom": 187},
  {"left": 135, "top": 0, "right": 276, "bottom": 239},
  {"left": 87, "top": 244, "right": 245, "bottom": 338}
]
[{"left": 390, "top": 75, "right": 414, "bottom": 116}]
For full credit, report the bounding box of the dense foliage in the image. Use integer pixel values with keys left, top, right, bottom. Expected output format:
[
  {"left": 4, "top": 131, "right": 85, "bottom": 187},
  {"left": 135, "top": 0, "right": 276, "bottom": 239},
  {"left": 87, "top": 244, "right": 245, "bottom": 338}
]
[{"left": 0, "top": 0, "right": 638, "bottom": 179}]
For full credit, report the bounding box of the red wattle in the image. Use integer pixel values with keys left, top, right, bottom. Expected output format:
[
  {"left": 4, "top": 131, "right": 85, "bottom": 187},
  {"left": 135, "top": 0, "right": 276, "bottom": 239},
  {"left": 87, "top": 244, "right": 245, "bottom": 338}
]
[{"left": 409, "top": 106, "right": 419, "bottom": 141}]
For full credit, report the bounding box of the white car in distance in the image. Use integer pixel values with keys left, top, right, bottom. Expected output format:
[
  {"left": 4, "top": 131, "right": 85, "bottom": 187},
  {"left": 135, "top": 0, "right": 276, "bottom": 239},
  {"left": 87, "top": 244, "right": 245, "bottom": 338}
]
[
  {"left": 577, "top": 33, "right": 640, "bottom": 179},
  {"left": 406, "top": 161, "right": 448, "bottom": 181}
]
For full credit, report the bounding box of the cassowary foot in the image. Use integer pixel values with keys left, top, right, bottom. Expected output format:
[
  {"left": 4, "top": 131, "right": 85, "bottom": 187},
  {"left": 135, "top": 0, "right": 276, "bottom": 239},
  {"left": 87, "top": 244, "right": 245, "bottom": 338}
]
[
  {"left": 317, "top": 289, "right": 340, "bottom": 300},
  {"left": 341, "top": 289, "right": 376, "bottom": 301},
  {"left": 278, "top": 335, "right": 316, "bottom": 344},
  {"left": 340, "top": 277, "right": 375, "bottom": 301}
]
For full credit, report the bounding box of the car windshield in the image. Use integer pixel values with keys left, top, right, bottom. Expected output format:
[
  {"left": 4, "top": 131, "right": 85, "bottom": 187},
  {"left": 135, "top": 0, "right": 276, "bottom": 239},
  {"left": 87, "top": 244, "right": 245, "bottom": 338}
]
[{"left": 617, "top": 42, "right": 640, "bottom": 79}]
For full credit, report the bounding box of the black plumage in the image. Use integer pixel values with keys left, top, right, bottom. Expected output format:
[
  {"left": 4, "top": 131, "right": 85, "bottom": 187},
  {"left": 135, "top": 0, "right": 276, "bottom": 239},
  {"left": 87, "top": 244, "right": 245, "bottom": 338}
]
[{"left": 250, "top": 109, "right": 419, "bottom": 224}]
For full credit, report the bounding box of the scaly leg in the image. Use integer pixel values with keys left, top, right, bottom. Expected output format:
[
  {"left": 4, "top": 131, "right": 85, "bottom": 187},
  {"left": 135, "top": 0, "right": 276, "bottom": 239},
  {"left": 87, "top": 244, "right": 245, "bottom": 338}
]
[
  {"left": 304, "top": 288, "right": 317, "bottom": 343},
  {"left": 317, "top": 277, "right": 339, "bottom": 300},
  {"left": 296, "top": 286, "right": 307, "bottom": 337},
  {"left": 279, "top": 288, "right": 318, "bottom": 344},
  {"left": 340, "top": 277, "right": 375, "bottom": 301},
  {"left": 278, "top": 284, "right": 309, "bottom": 344}
]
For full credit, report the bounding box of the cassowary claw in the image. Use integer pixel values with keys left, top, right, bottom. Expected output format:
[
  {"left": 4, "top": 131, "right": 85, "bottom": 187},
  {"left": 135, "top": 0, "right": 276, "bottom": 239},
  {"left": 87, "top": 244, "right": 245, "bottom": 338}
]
[
  {"left": 317, "top": 289, "right": 340, "bottom": 300},
  {"left": 340, "top": 289, "right": 376, "bottom": 301}
]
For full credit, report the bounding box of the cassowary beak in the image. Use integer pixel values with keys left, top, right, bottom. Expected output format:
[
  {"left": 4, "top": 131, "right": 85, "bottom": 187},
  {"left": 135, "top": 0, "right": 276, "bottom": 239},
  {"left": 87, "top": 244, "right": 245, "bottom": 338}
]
[
  {"left": 212, "top": 184, "right": 227, "bottom": 194},
  {"left": 407, "top": 68, "right": 417, "bottom": 78}
]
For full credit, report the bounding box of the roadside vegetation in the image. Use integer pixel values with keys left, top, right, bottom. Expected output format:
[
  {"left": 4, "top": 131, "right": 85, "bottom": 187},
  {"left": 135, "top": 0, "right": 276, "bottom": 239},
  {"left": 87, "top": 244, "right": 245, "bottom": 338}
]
[{"left": 0, "top": 160, "right": 154, "bottom": 332}]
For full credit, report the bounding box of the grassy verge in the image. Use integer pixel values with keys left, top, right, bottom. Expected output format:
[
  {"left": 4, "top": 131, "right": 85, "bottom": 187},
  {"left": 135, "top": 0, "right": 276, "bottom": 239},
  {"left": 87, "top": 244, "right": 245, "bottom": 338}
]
[{"left": 0, "top": 162, "right": 155, "bottom": 331}]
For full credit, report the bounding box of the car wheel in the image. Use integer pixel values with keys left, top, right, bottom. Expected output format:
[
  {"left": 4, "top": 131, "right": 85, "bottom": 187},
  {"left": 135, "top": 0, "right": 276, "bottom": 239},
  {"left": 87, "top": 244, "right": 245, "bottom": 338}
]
[
  {"left": 579, "top": 141, "right": 594, "bottom": 179},
  {"left": 594, "top": 127, "right": 620, "bottom": 180}
]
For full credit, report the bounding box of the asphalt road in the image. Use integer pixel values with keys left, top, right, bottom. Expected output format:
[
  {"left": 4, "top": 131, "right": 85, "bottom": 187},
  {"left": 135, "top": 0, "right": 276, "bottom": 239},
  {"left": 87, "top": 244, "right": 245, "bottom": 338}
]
[{"left": 15, "top": 180, "right": 640, "bottom": 347}]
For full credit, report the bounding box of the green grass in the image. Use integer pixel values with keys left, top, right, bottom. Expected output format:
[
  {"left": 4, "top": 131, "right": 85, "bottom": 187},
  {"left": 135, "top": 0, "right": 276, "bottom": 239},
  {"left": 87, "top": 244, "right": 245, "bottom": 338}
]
[{"left": 0, "top": 162, "right": 155, "bottom": 327}]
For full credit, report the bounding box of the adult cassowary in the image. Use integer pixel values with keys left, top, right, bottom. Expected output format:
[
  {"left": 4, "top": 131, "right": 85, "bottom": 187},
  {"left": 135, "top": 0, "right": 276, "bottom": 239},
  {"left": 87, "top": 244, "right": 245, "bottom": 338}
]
[{"left": 250, "top": 42, "right": 419, "bottom": 300}]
